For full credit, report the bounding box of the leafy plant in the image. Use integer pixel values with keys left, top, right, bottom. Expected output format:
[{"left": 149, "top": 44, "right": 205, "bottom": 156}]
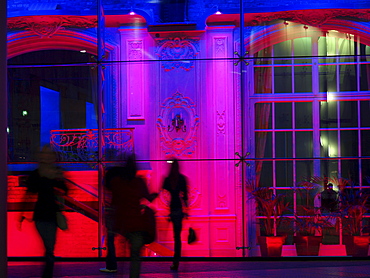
[
  {"left": 246, "top": 181, "right": 289, "bottom": 236},
  {"left": 333, "top": 177, "right": 369, "bottom": 236}
]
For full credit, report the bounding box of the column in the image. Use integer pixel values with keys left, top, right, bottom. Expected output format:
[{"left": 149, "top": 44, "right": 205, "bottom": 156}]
[{"left": 0, "top": 0, "right": 8, "bottom": 276}]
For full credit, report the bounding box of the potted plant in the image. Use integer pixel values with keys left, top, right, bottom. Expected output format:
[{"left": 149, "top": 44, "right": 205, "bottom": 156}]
[
  {"left": 246, "top": 181, "right": 289, "bottom": 257},
  {"left": 293, "top": 178, "right": 335, "bottom": 256},
  {"left": 334, "top": 177, "right": 370, "bottom": 257}
]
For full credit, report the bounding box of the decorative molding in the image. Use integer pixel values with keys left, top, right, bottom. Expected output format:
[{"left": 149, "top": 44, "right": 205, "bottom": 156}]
[
  {"left": 8, "top": 16, "right": 97, "bottom": 37},
  {"left": 157, "top": 91, "right": 199, "bottom": 157},
  {"left": 126, "top": 39, "right": 145, "bottom": 119},
  {"left": 216, "top": 110, "right": 226, "bottom": 135},
  {"left": 214, "top": 37, "right": 226, "bottom": 56},
  {"left": 127, "top": 40, "right": 143, "bottom": 60},
  {"left": 155, "top": 37, "right": 200, "bottom": 72},
  {"left": 244, "top": 9, "right": 370, "bottom": 27}
]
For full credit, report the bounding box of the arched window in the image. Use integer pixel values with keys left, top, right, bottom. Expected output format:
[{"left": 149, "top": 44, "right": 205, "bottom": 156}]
[{"left": 249, "top": 21, "right": 370, "bottom": 244}]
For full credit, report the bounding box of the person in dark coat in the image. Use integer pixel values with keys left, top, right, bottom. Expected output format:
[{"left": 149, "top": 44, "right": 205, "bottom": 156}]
[
  {"left": 19, "top": 145, "right": 68, "bottom": 278},
  {"left": 110, "top": 155, "right": 157, "bottom": 278},
  {"left": 162, "top": 159, "right": 189, "bottom": 271}
]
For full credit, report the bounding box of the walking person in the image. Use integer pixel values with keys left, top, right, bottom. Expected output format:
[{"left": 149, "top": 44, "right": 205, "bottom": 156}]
[
  {"left": 99, "top": 166, "right": 123, "bottom": 273},
  {"left": 110, "top": 155, "right": 157, "bottom": 278},
  {"left": 18, "top": 145, "right": 68, "bottom": 278},
  {"left": 162, "top": 159, "right": 189, "bottom": 271}
]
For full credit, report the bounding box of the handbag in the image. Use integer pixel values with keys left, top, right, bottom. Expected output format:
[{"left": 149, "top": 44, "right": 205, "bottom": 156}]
[
  {"left": 188, "top": 227, "right": 196, "bottom": 244},
  {"left": 56, "top": 211, "right": 68, "bottom": 230}
]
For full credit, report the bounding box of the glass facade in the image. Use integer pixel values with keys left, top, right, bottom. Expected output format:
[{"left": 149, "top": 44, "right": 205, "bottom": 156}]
[{"left": 6, "top": 1, "right": 370, "bottom": 258}]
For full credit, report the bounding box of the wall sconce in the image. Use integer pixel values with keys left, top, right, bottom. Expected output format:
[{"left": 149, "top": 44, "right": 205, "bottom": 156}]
[{"left": 168, "top": 114, "right": 186, "bottom": 132}]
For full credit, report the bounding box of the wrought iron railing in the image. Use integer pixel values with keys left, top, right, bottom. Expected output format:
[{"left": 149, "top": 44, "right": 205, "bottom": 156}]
[{"left": 50, "top": 128, "right": 134, "bottom": 162}]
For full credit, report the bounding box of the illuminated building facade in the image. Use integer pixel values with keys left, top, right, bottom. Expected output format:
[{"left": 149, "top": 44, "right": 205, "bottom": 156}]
[{"left": 5, "top": 0, "right": 370, "bottom": 258}]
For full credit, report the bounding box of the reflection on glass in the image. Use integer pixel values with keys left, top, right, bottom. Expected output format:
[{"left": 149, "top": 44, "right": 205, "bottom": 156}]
[
  {"left": 276, "top": 132, "right": 292, "bottom": 158},
  {"left": 340, "top": 130, "right": 358, "bottom": 157},
  {"left": 360, "top": 101, "right": 370, "bottom": 127},
  {"left": 276, "top": 161, "right": 293, "bottom": 187},
  {"left": 294, "top": 37, "right": 312, "bottom": 64},
  {"left": 294, "top": 66, "right": 312, "bottom": 93},
  {"left": 319, "top": 65, "right": 337, "bottom": 93},
  {"left": 320, "top": 130, "right": 338, "bottom": 157},
  {"left": 275, "top": 102, "right": 292, "bottom": 129},
  {"left": 318, "top": 36, "right": 336, "bottom": 64},
  {"left": 339, "top": 64, "right": 357, "bottom": 91},
  {"left": 320, "top": 101, "right": 337, "bottom": 128},
  {"left": 340, "top": 101, "right": 358, "bottom": 128},
  {"left": 274, "top": 66, "right": 292, "bottom": 93},
  {"left": 296, "top": 132, "right": 313, "bottom": 158}
]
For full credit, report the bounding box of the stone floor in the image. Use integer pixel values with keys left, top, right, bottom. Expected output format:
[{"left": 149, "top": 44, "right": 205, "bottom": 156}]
[{"left": 7, "top": 258, "right": 370, "bottom": 278}]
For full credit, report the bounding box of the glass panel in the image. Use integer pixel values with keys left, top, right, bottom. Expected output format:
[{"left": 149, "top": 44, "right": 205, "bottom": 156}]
[
  {"left": 319, "top": 65, "right": 337, "bottom": 93},
  {"left": 339, "top": 64, "right": 357, "bottom": 91},
  {"left": 318, "top": 36, "right": 336, "bottom": 63},
  {"left": 255, "top": 132, "right": 272, "bottom": 158},
  {"left": 254, "top": 67, "right": 272, "bottom": 94},
  {"left": 320, "top": 101, "right": 337, "bottom": 128},
  {"left": 296, "top": 160, "right": 314, "bottom": 181},
  {"left": 338, "top": 38, "right": 355, "bottom": 63},
  {"left": 258, "top": 160, "right": 273, "bottom": 187},
  {"left": 254, "top": 46, "right": 272, "bottom": 65},
  {"left": 340, "top": 130, "right": 358, "bottom": 157},
  {"left": 255, "top": 103, "right": 272, "bottom": 129},
  {"left": 320, "top": 159, "right": 338, "bottom": 178},
  {"left": 274, "top": 41, "right": 292, "bottom": 64},
  {"left": 340, "top": 101, "right": 358, "bottom": 128},
  {"left": 360, "top": 101, "right": 370, "bottom": 127},
  {"left": 361, "top": 159, "right": 370, "bottom": 185},
  {"left": 294, "top": 66, "right": 312, "bottom": 93},
  {"left": 275, "top": 102, "right": 292, "bottom": 129},
  {"left": 361, "top": 130, "right": 370, "bottom": 156},
  {"left": 359, "top": 44, "right": 370, "bottom": 91},
  {"left": 295, "top": 102, "right": 312, "bottom": 129},
  {"left": 7, "top": 64, "right": 99, "bottom": 257},
  {"left": 341, "top": 160, "right": 359, "bottom": 183},
  {"left": 320, "top": 130, "right": 338, "bottom": 157},
  {"left": 296, "top": 132, "right": 313, "bottom": 158},
  {"left": 274, "top": 67, "right": 292, "bottom": 93},
  {"left": 276, "top": 161, "right": 293, "bottom": 187},
  {"left": 293, "top": 37, "right": 312, "bottom": 64},
  {"left": 276, "top": 132, "right": 292, "bottom": 158}
]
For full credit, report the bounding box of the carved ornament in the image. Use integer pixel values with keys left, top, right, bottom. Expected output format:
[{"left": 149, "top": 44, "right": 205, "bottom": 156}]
[
  {"left": 7, "top": 16, "right": 97, "bottom": 37},
  {"left": 244, "top": 9, "right": 370, "bottom": 27},
  {"left": 157, "top": 91, "right": 199, "bottom": 158},
  {"left": 155, "top": 37, "right": 200, "bottom": 71}
]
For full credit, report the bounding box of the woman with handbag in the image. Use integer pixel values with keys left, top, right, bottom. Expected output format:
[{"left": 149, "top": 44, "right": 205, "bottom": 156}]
[
  {"left": 18, "top": 144, "right": 68, "bottom": 278},
  {"left": 162, "top": 159, "right": 189, "bottom": 271}
]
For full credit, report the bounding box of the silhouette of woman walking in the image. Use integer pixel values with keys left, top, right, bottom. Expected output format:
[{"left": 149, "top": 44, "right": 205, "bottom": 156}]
[{"left": 162, "top": 159, "right": 188, "bottom": 271}]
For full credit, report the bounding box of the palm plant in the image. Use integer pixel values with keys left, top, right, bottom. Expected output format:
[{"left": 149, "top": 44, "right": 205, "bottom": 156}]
[
  {"left": 294, "top": 177, "right": 335, "bottom": 236},
  {"left": 333, "top": 177, "right": 369, "bottom": 236},
  {"left": 246, "top": 181, "right": 289, "bottom": 236}
]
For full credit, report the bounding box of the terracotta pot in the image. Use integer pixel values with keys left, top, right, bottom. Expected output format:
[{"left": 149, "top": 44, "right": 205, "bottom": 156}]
[
  {"left": 257, "top": 236, "right": 286, "bottom": 257},
  {"left": 343, "top": 235, "right": 370, "bottom": 257},
  {"left": 294, "top": 235, "right": 322, "bottom": 256}
]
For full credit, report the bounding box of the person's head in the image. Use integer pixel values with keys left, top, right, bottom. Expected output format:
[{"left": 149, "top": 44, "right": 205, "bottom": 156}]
[
  {"left": 169, "top": 158, "right": 180, "bottom": 175},
  {"left": 38, "top": 144, "right": 57, "bottom": 165}
]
